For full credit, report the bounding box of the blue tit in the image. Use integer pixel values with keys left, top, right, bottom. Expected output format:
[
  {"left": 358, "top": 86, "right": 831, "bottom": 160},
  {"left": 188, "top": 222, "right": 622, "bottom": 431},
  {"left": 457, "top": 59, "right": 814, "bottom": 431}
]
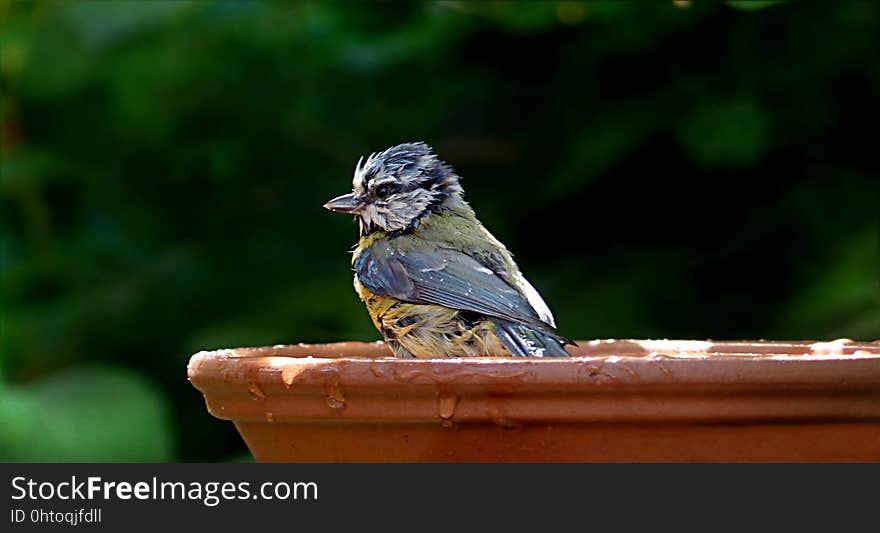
[{"left": 324, "top": 142, "right": 571, "bottom": 358}]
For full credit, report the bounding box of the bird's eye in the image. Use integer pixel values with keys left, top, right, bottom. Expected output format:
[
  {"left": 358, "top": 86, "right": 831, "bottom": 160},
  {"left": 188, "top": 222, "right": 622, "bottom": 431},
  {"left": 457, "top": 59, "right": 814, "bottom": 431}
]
[{"left": 375, "top": 184, "right": 391, "bottom": 198}]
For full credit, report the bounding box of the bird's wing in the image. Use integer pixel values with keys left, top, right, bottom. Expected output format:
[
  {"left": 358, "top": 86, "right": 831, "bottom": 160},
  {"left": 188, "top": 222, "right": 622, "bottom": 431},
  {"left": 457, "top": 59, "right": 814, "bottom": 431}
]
[{"left": 355, "top": 239, "right": 560, "bottom": 338}]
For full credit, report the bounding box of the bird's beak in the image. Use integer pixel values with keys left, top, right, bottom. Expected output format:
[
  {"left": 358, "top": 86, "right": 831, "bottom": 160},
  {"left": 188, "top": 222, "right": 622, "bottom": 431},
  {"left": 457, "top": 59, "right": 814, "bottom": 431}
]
[{"left": 323, "top": 192, "right": 361, "bottom": 214}]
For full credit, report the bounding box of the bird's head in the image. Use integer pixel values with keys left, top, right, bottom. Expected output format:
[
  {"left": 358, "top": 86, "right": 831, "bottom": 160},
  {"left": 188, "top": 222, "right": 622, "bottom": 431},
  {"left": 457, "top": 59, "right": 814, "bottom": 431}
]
[{"left": 324, "top": 142, "right": 464, "bottom": 234}]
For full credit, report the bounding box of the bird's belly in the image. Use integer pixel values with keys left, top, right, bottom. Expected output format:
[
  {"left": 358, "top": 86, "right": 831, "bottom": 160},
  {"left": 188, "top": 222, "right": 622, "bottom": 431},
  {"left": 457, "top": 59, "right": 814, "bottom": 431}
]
[{"left": 354, "top": 277, "right": 509, "bottom": 358}]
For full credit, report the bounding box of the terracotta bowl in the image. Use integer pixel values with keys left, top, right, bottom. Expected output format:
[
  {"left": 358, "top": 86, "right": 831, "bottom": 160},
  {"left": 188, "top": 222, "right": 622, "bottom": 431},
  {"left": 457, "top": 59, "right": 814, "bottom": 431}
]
[{"left": 187, "top": 339, "right": 880, "bottom": 462}]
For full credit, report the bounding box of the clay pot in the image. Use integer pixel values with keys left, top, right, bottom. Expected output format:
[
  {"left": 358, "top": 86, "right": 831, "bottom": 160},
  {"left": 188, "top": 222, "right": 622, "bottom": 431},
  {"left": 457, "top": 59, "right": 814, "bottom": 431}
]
[{"left": 187, "top": 339, "right": 880, "bottom": 462}]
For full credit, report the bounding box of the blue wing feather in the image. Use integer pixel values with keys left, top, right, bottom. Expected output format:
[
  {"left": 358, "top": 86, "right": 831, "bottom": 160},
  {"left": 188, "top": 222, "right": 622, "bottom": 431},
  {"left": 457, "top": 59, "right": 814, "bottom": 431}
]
[{"left": 356, "top": 239, "right": 566, "bottom": 346}]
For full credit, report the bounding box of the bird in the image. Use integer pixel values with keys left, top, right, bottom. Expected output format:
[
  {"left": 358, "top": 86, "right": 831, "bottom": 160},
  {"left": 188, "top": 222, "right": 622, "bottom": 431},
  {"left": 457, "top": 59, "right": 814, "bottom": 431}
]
[{"left": 324, "top": 141, "right": 571, "bottom": 358}]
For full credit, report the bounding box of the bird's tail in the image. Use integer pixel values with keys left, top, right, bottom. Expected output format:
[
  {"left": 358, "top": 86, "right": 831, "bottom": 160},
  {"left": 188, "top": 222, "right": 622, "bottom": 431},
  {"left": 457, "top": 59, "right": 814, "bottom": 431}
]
[{"left": 493, "top": 320, "right": 570, "bottom": 357}]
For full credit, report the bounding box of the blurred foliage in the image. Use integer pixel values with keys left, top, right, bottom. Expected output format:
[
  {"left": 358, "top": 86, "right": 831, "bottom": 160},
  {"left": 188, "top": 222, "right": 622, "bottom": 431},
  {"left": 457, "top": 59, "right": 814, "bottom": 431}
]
[
  {"left": 1, "top": 1, "right": 878, "bottom": 461},
  {"left": 0, "top": 366, "right": 172, "bottom": 461}
]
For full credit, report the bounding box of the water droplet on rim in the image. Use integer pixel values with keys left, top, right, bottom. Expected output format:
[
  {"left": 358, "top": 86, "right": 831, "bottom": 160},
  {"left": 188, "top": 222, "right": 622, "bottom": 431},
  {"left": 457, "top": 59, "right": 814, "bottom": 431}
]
[
  {"left": 325, "top": 384, "right": 346, "bottom": 409},
  {"left": 438, "top": 394, "right": 458, "bottom": 419}
]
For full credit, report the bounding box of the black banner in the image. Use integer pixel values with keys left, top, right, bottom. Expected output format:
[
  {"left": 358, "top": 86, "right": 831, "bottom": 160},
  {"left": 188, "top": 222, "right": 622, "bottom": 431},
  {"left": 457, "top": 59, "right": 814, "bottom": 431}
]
[{"left": 2, "top": 463, "right": 876, "bottom": 531}]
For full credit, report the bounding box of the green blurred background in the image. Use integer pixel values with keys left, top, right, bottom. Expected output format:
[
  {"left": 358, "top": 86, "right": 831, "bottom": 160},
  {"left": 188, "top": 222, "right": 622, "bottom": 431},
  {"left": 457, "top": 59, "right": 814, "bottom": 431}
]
[{"left": 1, "top": 1, "right": 878, "bottom": 461}]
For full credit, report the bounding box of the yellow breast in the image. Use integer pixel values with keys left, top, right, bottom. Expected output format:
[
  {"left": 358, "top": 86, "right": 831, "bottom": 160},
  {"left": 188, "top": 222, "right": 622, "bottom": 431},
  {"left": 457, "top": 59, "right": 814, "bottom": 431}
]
[
  {"left": 353, "top": 276, "right": 398, "bottom": 333},
  {"left": 351, "top": 236, "right": 510, "bottom": 358}
]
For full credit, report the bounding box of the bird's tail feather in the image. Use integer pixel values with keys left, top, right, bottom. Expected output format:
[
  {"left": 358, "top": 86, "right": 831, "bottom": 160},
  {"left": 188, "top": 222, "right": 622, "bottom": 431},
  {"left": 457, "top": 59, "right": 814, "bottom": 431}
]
[{"left": 493, "top": 320, "right": 569, "bottom": 357}]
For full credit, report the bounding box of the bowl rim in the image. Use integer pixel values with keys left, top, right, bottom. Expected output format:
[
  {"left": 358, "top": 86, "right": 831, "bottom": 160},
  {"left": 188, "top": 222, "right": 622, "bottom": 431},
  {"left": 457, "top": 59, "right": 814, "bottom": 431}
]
[{"left": 187, "top": 339, "right": 880, "bottom": 425}]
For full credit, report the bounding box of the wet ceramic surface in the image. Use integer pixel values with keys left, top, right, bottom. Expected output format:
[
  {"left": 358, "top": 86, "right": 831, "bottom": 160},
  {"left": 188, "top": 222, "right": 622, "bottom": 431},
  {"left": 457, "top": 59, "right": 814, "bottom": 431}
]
[{"left": 188, "top": 339, "right": 880, "bottom": 462}]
